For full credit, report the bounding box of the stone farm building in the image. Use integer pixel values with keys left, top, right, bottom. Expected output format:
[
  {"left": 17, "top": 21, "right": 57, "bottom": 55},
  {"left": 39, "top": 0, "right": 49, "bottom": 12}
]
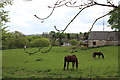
[{"left": 88, "top": 31, "right": 120, "bottom": 47}]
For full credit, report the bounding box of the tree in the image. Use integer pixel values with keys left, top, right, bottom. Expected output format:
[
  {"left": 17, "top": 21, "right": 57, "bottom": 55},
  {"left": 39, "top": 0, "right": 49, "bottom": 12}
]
[
  {"left": 83, "top": 32, "right": 89, "bottom": 40},
  {"left": 26, "top": 35, "right": 41, "bottom": 42},
  {"left": 1, "top": 27, "right": 12, "bottom": 49},
  {"left": 66, "top": 33, "right": 70, "bottom": 40},
  {"left": 49, "top": 31, "right": 56, "bottom": 40},
  {"left": 7, "top": 31, "right": 28, "bottom": 49},
  {"left": 0, "top": 0, "right": 13, "bottom": 49},
  {"left": 56, "top": 32, "right": 66, "bottom": 46},
  {"left": 30, "top": 38, "right": 50, "bottom": 47},
  {"left": 24, "top": 0, "right": 119, "bottom": 54},
  {"left": 108, "top": 5, "right": 120, "bottom": 31},
  {"left": 69, "top": 39, "right": 79, "bottom": 46},
  {"left": 0, "top": 0, "right": 13, "bottom": 27},
  {"left": 0, "top": 0, "right": 12, "bottom": 25}
]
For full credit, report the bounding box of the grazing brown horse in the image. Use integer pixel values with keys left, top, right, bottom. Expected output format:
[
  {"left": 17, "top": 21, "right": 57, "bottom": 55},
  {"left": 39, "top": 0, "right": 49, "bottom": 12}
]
[
  {"left": 63, "top": 55, "right": 78, "bottom": 70},
  {"left": 93, "top": 52, "right": 104, "bottom": 59}
]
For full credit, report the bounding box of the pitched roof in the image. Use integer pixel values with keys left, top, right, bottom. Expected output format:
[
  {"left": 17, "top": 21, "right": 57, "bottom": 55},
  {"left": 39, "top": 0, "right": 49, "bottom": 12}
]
[{"left": 88, "top": 31, "right": 120, "bottom": 41}]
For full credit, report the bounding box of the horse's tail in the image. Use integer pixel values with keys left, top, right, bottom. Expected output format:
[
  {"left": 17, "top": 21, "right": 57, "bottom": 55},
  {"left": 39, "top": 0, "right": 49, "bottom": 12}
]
[
  {"left": 76, "top": 58, "right": 78, "bottom": 69},
  {"left": 93, "top": 53, "right": 95, "bottom": 58},
  {"left": 63, "top": 57, "right": 66, "bottom": 70}
]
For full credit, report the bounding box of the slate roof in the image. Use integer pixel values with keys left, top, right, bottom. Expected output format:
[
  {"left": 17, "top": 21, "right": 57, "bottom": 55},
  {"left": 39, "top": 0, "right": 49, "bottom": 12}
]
[{"left": 88, "top": 31, "right": 120, "bottom": 41}]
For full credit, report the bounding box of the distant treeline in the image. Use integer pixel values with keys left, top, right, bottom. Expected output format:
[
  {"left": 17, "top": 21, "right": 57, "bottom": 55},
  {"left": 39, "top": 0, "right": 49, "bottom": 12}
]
[{"left": 1, "top": 28, "right": 89, "bottom": 50}]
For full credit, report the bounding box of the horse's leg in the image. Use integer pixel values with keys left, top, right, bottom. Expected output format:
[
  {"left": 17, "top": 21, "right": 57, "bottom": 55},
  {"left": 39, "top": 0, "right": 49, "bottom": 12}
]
[
  {"left": 72, "top": 62, "right": 75, "bottom": 70},
  {"left": 98, "top": 55, "right": 100, "bottom": 58},
  {"left": 102, "top": 54, "right": 104, "bottom": 59},
  {"left": 67, "top": 62, "right": 69, "bottom": 70},
  {"left": 93, "top": 54, "right": 95, "bottom": 58},
  {"left": 76, "top": 60, "right": 78, "bottom": 70},
  {"left": 94, "top": 55, "right": 96, "bottom": 59},
  {"left": 94, "top": 54, "right": 97, "bottom": 59}
]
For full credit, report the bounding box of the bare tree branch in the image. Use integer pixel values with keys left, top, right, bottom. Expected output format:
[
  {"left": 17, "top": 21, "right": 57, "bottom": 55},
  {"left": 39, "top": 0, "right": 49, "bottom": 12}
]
[
  {"left": 88, "top": 8, "right": 117, "bottom": 32},
  {"left": 34, "top": 0, "right": 60, "bottom": 20},
  {"left": 24, "top": 46, "right": 44, "bottom": 56},
  {"left": 41, "top": 44, "right": 53, "bottom": 53},
  {"left": 54, "top": 25, "right": 64, "bottom": 32},
  {"left": 25, "top": 0, "right": 119, "bottom": 55},
  {"left": 88, "top": 12, "right": 110, "bottom": 32},
  {"left": 94, "top": 1, "right": 118, "bottom": 8},
  {"left": 61, "top": 3, "right": 96, "bottom": 34}
]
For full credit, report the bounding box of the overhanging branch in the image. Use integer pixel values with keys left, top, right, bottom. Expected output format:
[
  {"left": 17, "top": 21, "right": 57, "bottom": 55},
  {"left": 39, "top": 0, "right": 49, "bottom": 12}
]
[
  {"left": 94, "top": 1, "right": 118, "bottom": 8},
  {"left": 89, "top": 12, "right": 109, "bottom": 32},
  {"left": 31, "top": 0, "right": 119, "bottom": 54}
]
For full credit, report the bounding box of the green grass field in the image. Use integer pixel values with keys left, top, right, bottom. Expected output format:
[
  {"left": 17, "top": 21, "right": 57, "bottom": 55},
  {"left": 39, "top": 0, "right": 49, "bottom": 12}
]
[{"left": 2, "top": 46, "right": 119, "bottom": 78}]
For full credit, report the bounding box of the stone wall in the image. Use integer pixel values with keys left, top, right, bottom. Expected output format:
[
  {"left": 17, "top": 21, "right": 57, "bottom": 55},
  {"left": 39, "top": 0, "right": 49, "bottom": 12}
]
[{"left": 88, "top": 40, "right": 119, "bottom": 47}]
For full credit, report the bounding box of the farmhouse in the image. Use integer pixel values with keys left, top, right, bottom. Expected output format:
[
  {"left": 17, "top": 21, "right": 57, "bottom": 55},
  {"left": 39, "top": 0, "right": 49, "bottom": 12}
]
[{"left": 88, "top": 31, "right": 120, "bottom": 47}]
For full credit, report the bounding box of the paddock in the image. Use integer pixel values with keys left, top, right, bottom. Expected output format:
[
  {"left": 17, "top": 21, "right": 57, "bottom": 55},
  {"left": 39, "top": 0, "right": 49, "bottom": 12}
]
[{"left": 2, "top": 46, "right": 119, "bottom": 78}]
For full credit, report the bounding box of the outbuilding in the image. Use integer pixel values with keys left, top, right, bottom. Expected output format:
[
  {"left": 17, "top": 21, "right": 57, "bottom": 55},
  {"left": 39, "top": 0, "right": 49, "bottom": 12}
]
[{"left": 88, "top": 31, "right": 120, "bottom": 47}]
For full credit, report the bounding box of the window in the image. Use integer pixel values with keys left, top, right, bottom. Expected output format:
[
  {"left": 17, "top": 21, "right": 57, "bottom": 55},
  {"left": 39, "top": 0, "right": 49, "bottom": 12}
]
[{"left": 93, "top": 42, "right": 96, "bottom": 45}]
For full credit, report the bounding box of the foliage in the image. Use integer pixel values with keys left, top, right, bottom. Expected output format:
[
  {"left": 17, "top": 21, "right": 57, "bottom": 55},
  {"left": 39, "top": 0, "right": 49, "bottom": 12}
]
[
  {"left": 108, "top": 5, "right": 120, "bottom": 31},
  {"left": 1, "top": 27, "right": 11, "bottom": 49},
  {"left": 0, "top": 0, "right": 13, "bottom": 49},
  {"left": 69, "top": 39, "right": 79, "bottom": 45},
  {"left": 66, "top": 33, "right": 70, "bottom": 40},
  {"left": 83, "top": 32, "right": 89, "bottom": 40},
  {"left": 1, "top": 28, "right": 91, "bottom": 49},
  {"left": 7, "top": 31, "right": 28, "bottom": 49},
  {"left": 26, "top": 35, "right": 41, "bottom": 42},
  {"left": 0, "top": 0, "right": 13, "bottom": 26},
  {"left": 30, "top": 38, "right": 50, "bottom": 47},
  {"left": 51, "top": 40, "right": 59, "bottom": 46},
  {"left": 55, "top": 32, "right": 66, "bottom": 46},
  {"left": 49, "top": 31, "right": 56, "bottom": 38},
  {"left": 49, "top": 31, "right": 56, "bottom": 42},
  {"left": 2, "top": 46, "right": 119, "bottom": 78}
]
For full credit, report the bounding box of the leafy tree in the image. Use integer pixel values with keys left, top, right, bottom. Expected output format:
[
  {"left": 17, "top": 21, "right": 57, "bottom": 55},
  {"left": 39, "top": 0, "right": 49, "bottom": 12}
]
[
  {"left": 83, "top": 32, "right": 89, "bottom": 40},
  {"left": 66, "top": 33, "right": 70, "bottom": 40},
  {"left": 26, "top": 35, "right": 41, "bottom": 42},
  {"left": 69, "top": 33, "right": 78, "bottom": 39},
  {"left": 30, "top": 38, "right": 50, "bottom": 47},
  {"left": 1, "top": 27, "right": 12, "bottom": 49},
  {"left": 51, "top": 40, "right": 59, "bottom": 46},
  {"left": 0, "top": 0, "right": 12, "bottom": 25},
  {"left": 0, "top": 0, "right": 13, "bottom": 49},
  {"left": 49, "top": 31, "right": 56, "bottom": 41},
  {"left": 49, "top": 31, "right": 56, "bottom": 37},
  {"left": 108, "top": 5, "right": 120, "bottom": 31},
  {"left": 79, "top": 32, "right": 83, "bottom": 34},
  {"left": 76, "top": 33, "right": 79, "bottom": 41},
  {"left": 0, "top": 0, "right": 13, "bottom": 28},
  {"left": 69, "top": 39, "right": 79, "bottom": 46},
  {"left": 7, "top": 31, "right": 28, "bottom": 49},
  {"left": 56, "top": 32, "right": 66, "bottom": 46}
]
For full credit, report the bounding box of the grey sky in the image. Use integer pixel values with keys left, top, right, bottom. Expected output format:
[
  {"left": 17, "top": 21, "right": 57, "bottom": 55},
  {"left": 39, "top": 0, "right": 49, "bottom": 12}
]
[{"left": 5, "top": 0, "right": 118, "bottom": 35}]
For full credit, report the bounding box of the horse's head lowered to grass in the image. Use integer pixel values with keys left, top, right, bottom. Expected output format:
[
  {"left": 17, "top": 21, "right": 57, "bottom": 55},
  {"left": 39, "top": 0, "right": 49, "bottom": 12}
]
[
  {"left": 93, "top": 52, "right": 104, "bottom": 59},
  {"left": 63, "top": 55, "right": 78, "bottom": 70}
]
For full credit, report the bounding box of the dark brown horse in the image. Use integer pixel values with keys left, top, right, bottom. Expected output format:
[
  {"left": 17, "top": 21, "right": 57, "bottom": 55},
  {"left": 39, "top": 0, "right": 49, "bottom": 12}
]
[
  {"left": 93, "top": 52, "right": 104, "bottom": 59},
  {"left": 63, "top": 55, "right": 78, "bottom": 70}
]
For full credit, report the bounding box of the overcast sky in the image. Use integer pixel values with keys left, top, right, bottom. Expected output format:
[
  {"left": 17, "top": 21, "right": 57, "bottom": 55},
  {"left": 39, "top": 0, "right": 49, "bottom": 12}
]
[{"left": 5, "top": 0, "right": 119, "bottom": 35}]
